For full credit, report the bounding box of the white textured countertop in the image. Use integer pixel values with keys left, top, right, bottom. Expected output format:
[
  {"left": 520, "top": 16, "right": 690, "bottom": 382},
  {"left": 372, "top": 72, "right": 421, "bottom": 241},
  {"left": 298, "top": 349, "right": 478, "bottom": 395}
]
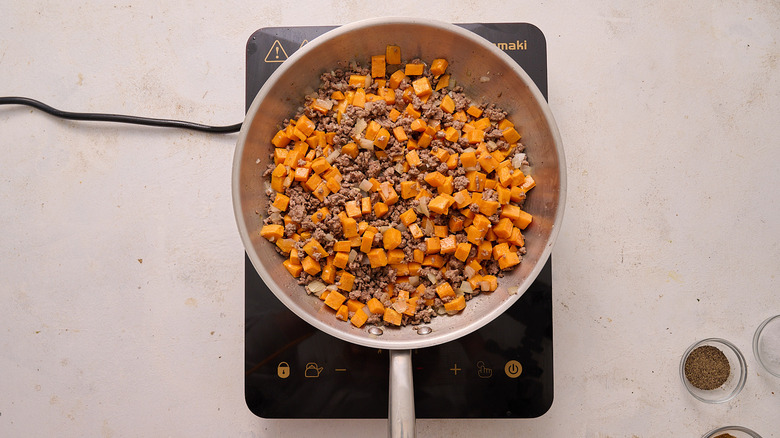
[{"left": 2, "top": 2, "right": 778, "bottom": 437}]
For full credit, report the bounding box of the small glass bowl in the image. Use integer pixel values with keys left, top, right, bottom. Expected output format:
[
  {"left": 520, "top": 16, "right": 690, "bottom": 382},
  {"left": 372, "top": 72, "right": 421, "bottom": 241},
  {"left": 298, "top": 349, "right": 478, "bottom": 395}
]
[
  {"left": 702, "top": 425, "right": 762, "bottom": 438},
  {"left": 680, "top": 338, "right": 747, "bottom": 403},
  {"left": 753, "top": 314, "right": 780, "bottom": 377}
]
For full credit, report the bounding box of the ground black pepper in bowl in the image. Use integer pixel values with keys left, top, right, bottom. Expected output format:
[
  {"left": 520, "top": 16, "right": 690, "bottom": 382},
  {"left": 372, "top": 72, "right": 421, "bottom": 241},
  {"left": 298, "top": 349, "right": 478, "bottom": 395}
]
[
  {"left": 679, "top": 338, "right": 747, "bottom": 403},
  {"left": 684, "top": 345, "right": 730, "bottom": 390}
]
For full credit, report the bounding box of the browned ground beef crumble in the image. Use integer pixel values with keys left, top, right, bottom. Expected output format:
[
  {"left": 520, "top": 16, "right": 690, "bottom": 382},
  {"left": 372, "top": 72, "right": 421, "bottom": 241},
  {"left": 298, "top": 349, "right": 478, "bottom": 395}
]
[{"left": 262, "top": 57, "right": 530, "bottom": 327}]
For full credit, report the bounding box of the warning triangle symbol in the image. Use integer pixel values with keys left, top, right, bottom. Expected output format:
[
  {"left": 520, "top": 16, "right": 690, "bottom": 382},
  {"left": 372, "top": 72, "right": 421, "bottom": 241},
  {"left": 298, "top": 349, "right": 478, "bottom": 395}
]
[{"left": 264, "top": 40, "right": 289, "bottom": 63}]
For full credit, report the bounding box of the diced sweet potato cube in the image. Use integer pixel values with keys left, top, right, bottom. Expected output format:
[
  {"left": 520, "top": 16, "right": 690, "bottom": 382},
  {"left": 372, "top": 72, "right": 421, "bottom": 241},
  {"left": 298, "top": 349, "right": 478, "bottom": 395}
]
[
  {"left": 374, "top": 127, "right": 391, "bottom": 149},
  {"left": 383, "top": 307, "right": 403, "bottom": 326},
  {"left": 502, "top": 126, "right": 522, "bottom": 143},
  {"left": 478, "top": 153, "right": 500, "bottom": 174},
  {"left": 361, "top": 197, "right": 372, "bottom": 215},
  {"left": 350, "top": 308, "right": 369, "bottom": 327},
  {"left": 444, "top": 295, "right": 466, "bottom": 313},
  {"left": 383, "top": 228, "right": 402, "bottom": 250},
  {"left": 472, "top": 214, "right": 491, "bottom": 233},
  {"left": 479, "top": 199, "right": 500, "bottom": 217},
  {"left": 399, "top": 209, "right": 418, "bottom": 226},
  {"left": 387, "top": 249, "right": 405, "bottom": 264},
  {"left": 439, "top": 94, "right": 455, "bottom": 113},
  {"left": 425, "top": 237, "right": 441, "bottom": 255},
  {"left": 341, "top": 217, "right": 359, "bottom": 238},
  {"left": 411, "top": 77, "right": 432, "bottom": 97},
  {"left": 303, "top": 240, "right": 328, "bottom": 257},
  {"left": 367, "top": 248, "right": 388, "bottom": 268},
  {"left": 428, "top": 195, "right": 451, "bottom": 215},
  {"left": 514, "top": 210, "right": 533, "bottom": 229},
  {"left": 388, "top": 69, "right": 406, "bottom": 89},
  {"left": 465, "top": 225, "right": 485, "bottom": 245},
  {"left": 477, "top": 241, "right": 493, "bottom": 261},
  {"left": 480, "top": 275, "right": 498, "bottom": 292},
  {"left": 283, "top": 259, "right": 302, "bottom": 277},
  {"left": 371, "top": 55, "right": 386, "bottom": 78},
  {"left": 435, "top": 74, "right": 450, "bottom": 91},
  {"left": 400, "top": 181, "right": 419, "bottom": 200},
  {"left": 492, "top": 242, "right": 511, "bottom": 261},
  {"left": 412, "top": 249, "right": 425, "bottom": 264},
  {"left": 424, "top": 171, "right": 446, "bottom": 187},
  {"left": 338, "top": 271, "right": 355, "bottom": 292},
  {"left": 404, "top": 63, "right": 424, "bottom": 76},
  {"left": 393, "top": 126, "right": 408, "bottom": 142},
  {"left": 449, "top": 215, "right": 465, "bottom": 232},
  {"left": 260, "top": 224, "right": 284, "bottom": 242},
  {"left": 333, "top": 252, "right": 350, "bottom": 269},
  {"left": 321, "top": 264, "right": 336, "bottom": 284},
  {"left": 379, "top": 182, "right": 399, "bottom": 205},
  {"left": 454, "top": 242, "right": 472, "bottom": 262},
  {"left": 430, "top": 58, "right": 448, "bottom": 76},
  {"left": 360, "top": 230, "right": 376, "bottom": 253},
  {"left": 296, "top": 114, "right": 316, "bottom": 137},
  {"left": 301, "top": 256, "right": 321, "bottom": 275},
  {"left": 408, "top": 223, "right": 423, "bottom": 239},
  {"left": 271, "top": 193, "right": 290, "bottom": 211},
  {"left": 498, "top": 251, "right": 521, "bottom": 269},
  {"left": 440, "top": 236, "right": 457, "bottom": 254},
  {"left": 374, "top": 201, "right": 389, "bottom": 218},
  {"left": 341, "top": 142, "right": 359, "bottom": 158},
  {"left": 436, "top": 282, "right": 456, "bottom": 298},
  {"left": 443, "top": 126, "right": 459, "bottom": 142},
  {"left": 508, "top": 227, "right": 525, "bottom": 247},
  {"left": 386, "top": 45, "right": 402, "bottom": 64},
  {"left": 493, "top": 218, "right": 514, "bottom": 239},
  {"left": 367, "top": 297, "right": 385, "bottom": 315},
  {"left": 346, "top": 299, "right": 363, "bottom": 313},
  {"left": 434, "top": 225, "right": 449, "bottom": 238},
  {"left": 405, "top": 150, "right": 421, "bottom": 167},
  {"left": 422, "top": 254, "right": 445, "bottom": 268},
  {"left": 335, "top": 304, "right": 349, "bottom": 321}
]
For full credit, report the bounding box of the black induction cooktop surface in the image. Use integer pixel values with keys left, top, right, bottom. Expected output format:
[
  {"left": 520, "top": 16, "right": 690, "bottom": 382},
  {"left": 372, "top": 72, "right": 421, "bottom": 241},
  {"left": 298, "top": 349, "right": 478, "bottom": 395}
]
[{"left": 244, "top": 23, "right": 553, "bottom": 419}]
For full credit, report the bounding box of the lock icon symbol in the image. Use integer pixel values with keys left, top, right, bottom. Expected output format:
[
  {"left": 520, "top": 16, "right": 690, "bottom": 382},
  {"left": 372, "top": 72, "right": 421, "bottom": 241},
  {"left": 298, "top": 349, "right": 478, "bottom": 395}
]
[{"left": 277, "top": 362, "right": 290, "bottom": 379}]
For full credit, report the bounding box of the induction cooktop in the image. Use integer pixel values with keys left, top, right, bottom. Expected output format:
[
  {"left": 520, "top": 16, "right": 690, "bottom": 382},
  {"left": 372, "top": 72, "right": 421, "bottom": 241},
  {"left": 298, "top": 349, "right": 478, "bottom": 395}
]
[{"left": 244, "top": 22, "right": 553, "bottom": 419}]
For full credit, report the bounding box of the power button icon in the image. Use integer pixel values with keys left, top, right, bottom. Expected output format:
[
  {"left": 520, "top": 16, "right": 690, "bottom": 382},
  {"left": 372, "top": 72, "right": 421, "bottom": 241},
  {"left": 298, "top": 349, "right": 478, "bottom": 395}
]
[{"left": 504, "top": 360, "right": 522, "bottom": 378}]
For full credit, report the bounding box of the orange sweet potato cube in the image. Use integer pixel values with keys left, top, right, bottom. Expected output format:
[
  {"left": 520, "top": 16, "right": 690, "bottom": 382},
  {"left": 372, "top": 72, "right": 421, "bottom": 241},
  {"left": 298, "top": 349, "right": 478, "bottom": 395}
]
[
  {"left": 444, "top": 295, "right": 466, "bottom": 313},
  {"left": 411, "top": 77, "right": 432, "bottom": 97},
  {"left": 383, "top": 307, "right": 403, "bottom": 326},
  {"left": 383, "top": 228, "right": 402, "bottom": 250},
  {"left": 386, "top": 45, "right": 401, "bottom": 64},
  {"left": 301, "top": 256, "right": 321, "bottom": 275},
  {"left": 367, "top": 248, "right": 388, "bottom": 268},
  {"left": 338, "top": 271, "right": 355, "bottom": 292},
  {"left": 374, "top": 201, "right": 389, "bottom": 218},
  {"left": 350, "top": 308, "right": 369, "bottom": 327},
  {"left": 454, "top": 242, "right": 472, "bottom": 262},
  {"left": 371, "top": 55, "right": 386, "bottom": 78},
  {"left": 436, "top": 282, "right": 456, "bottom": 298}
]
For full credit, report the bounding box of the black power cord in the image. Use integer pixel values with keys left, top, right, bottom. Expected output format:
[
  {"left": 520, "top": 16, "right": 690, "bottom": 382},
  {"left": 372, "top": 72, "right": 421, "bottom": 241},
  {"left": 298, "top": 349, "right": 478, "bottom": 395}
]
[{"left": 0, "top": 96, "right": 242, "bottom": 134}]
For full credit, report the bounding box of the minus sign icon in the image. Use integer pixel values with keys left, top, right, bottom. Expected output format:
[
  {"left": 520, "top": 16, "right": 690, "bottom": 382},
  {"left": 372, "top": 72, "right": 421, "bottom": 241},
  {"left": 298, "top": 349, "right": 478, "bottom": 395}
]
[{"left": 335, "top": 368, "right": 347, "bottom": 372}]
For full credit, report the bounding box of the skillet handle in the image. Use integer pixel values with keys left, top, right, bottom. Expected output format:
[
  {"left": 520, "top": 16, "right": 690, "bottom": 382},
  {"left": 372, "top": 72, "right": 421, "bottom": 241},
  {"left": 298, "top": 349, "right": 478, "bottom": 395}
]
[{"left": 388, "top": 349, "right": 415, "bottom": 438}]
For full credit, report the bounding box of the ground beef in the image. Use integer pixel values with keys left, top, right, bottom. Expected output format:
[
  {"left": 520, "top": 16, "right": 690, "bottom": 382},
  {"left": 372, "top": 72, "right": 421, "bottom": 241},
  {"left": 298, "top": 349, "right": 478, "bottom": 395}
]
[{"left": 260, "top": 48, "right": 532, "bottom": 329}]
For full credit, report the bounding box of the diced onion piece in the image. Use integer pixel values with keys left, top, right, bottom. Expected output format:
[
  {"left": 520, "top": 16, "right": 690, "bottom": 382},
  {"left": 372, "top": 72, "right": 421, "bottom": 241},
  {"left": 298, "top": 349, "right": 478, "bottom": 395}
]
[
  {"left": 306, "top": 281, "right": 326, "bottom": 294},
  {"left": 458, "top": 281, "right": 473, "bottom": 294},
  {"left": 464, "top": 265, "right": 476, "bottom": 278},
  {"left": 352, "top": 118, "right": 368, "bottom": 137},
  {"left": 359, "top": 179, "right": 374, "bottom": 192},
  {"left": 325, "top": 150, "right": 341, "bottom": 164},
  {"left": 426, "top": 273, "right": 437, "bottom": 284},
  {"left": 392, "top": 300, "right": 408, "bottom": 313},
  {"left": 512, "top": 152, "right": 527, "bottom": 169},
  {"left": 507, "top": 286, "right": 520, "bottom": 295},
  {"left": 348, "top": 250, "right": 358, "bottom": 263},
  {"left": 409, "top": 276, "right": 420, "bottom": 286},
  {"left": 359, "top": 138, "right": 374, "bottom": 150},
  {"left": 416, "top": 197, "right": 430, "bottom": 217},
  {"left": 315, "top": 98, "right": 333, "bottom": 111}
]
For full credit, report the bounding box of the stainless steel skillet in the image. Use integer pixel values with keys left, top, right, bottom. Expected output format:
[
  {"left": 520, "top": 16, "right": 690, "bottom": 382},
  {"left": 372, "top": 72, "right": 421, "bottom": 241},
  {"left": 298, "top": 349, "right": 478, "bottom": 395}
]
[{"left": 233, "top": 17, "right": 566, "bottom": 437}]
